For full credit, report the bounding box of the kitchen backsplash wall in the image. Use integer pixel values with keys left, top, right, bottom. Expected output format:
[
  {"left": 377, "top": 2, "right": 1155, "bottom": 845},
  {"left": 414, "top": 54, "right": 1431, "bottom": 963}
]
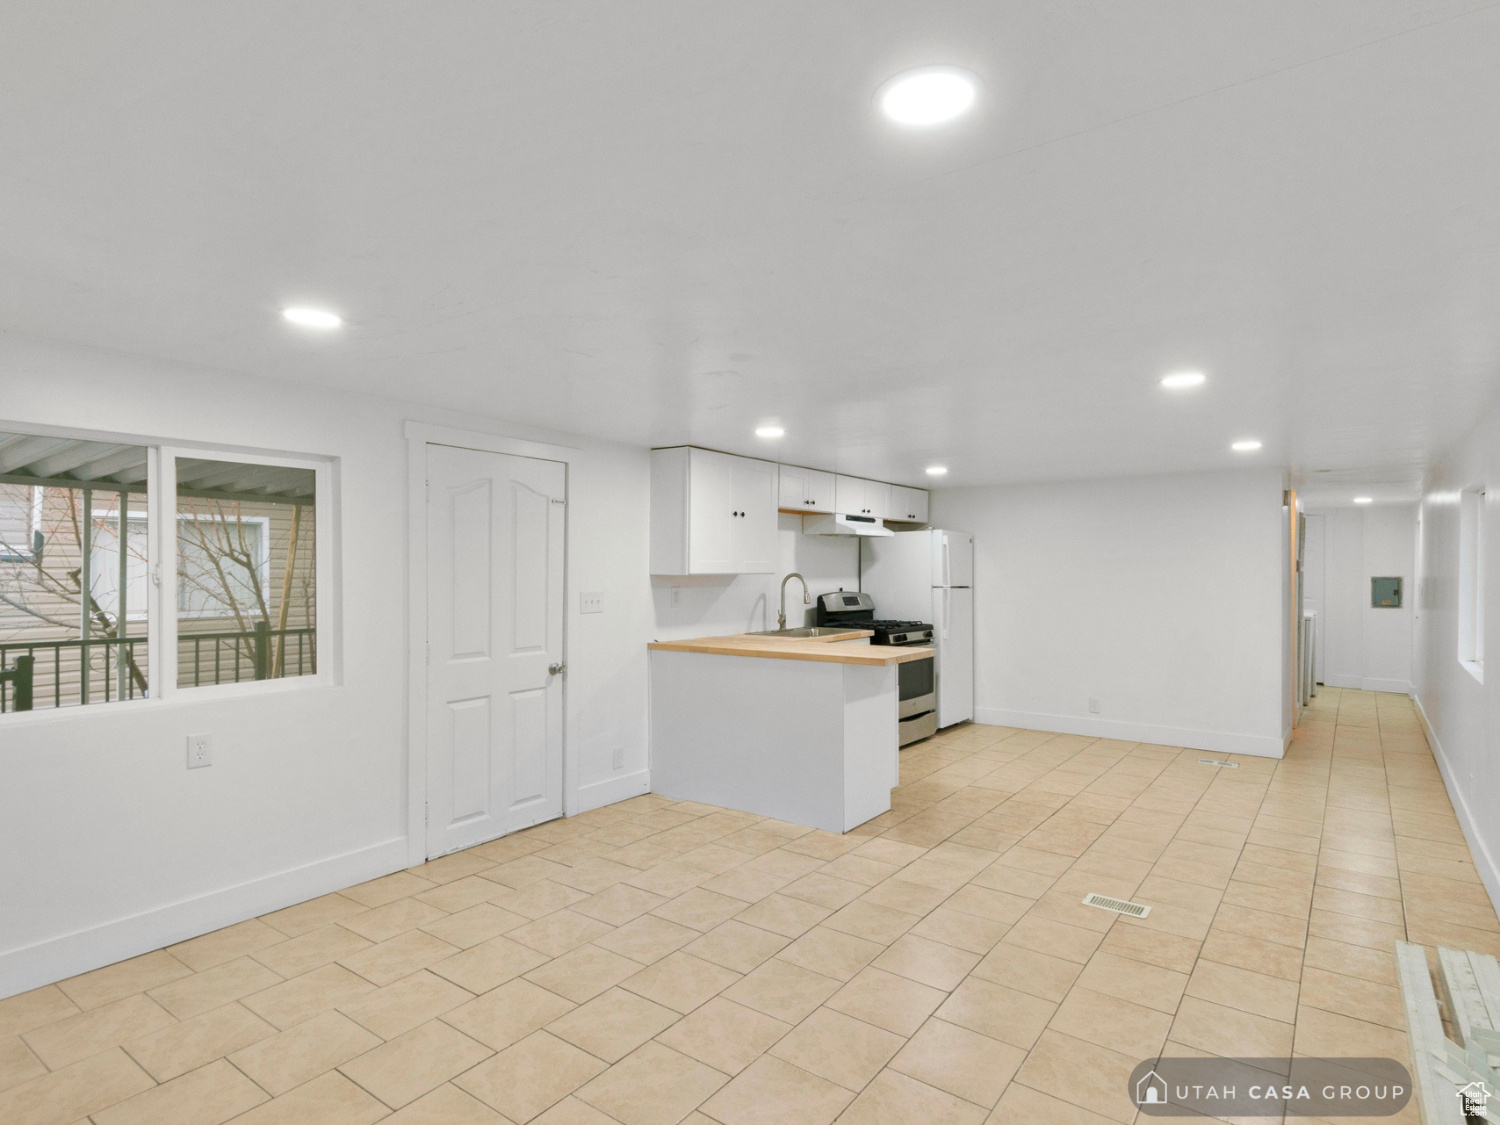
[{"left": 650, "top": 514, "right": 859, "bottom": 640}]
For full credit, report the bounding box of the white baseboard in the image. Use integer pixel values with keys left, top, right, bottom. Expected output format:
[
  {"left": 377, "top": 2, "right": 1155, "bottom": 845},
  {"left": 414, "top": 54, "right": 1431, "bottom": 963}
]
[
  {"left": 0, "top": 837, "right": 409, "bottom": 1001},
  {"left": 974, "top": 708, "right": 1284, "bottom": 759},
  {"left": 573, "top": 769, "right": 650, "bottom": 815},
  {"left": 1321, "top": 673, "right": 1411, "bottom": 694},
  {"left": 1413, "top": 694, "right": 1500, "bottom": 922}
]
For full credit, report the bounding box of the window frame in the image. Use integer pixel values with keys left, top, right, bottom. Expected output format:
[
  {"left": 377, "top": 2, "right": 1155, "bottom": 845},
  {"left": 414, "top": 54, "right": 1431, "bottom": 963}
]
[
  {"left": 155, "top": 446, "right": 335, "bottom": 701},
  {"left": 0, "top": 484, "right": 43, "bottom": 564},
  {"left": 174, "top": 511, "right": 271, "bottom": 620},
  {"left": 88, "top": 507, "right": 150, "bottom": 623}
]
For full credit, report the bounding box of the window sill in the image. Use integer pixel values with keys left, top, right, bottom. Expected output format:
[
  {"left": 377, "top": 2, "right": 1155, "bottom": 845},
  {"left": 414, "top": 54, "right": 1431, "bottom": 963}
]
[
  {"left": 1460, "top": 659, "right": 1484, "bottom": 685},
  {"left": 0, "top": 674, "right": 338, "bottom": 730}
]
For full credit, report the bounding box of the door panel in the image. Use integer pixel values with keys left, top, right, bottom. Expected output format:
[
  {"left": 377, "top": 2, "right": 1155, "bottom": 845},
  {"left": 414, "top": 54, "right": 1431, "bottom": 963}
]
[
  {"left": 778, "top": 465, "right": 808, "bottom": 509},
  {"left": 511, "top": 686, "right": 548, "bottom": 806},
  {"left": 426, "top": 443, "right": 566, "bottom": 858},
  {"left": 512, "top": 482, "right": 551, "bottom": 651},
  {"left": 835, "top": 475, "right": 865, "bottom": 515},
  {"left": 449, "top": 482, "right": 492, "bottom": 658},
  {"left": 731, "top": 457, "right": 777, "bottom": 573},
  {"left": 689, "top": 449, "right": 733, "bottom": 572},
  {"left": 449, "top": 698, "right": 491, "bottom": 822}
]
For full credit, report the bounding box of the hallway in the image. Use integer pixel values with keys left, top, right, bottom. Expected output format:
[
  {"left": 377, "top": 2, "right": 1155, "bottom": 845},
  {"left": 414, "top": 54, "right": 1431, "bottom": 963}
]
[{"left": 2, "top": 689, "right": 1493, "bottom": 1124}]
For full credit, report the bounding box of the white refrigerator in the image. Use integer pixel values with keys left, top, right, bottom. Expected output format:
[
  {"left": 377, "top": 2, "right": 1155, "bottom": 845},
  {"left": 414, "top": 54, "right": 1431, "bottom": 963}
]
[{"left": 861, "top": 529, "right": 974, "bottom": 728}]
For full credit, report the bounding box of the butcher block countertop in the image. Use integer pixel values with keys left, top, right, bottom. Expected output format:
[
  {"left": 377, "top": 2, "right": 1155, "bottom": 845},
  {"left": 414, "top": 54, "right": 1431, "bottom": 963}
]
[{"left": 648, "top": 632, "right": 934, "bottom": 665}]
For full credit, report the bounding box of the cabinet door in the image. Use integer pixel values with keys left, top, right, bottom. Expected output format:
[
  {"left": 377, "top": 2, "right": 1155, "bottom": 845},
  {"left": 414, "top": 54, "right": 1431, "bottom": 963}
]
[
  {"left": 835, "top": 475, "right": 865, "bottom": 515},
  {"left": 730, "top": 456, "right": 778, "bottom": 573},
  {"left": 889, "top": 486, "right": 929, "bottom": 522},
  {"left": 906, "top": 488, "right": 929, "bottom": 523},
  {"left": 805, "top": 469, "right": 836, "bottom": 513},
  {"left": 864, "top": 480, "right": 892, "bottom": 520},
  {"left": 688, "top": 448, "right": 734, "bottom": 573},
  {"left": 886, "top": 485, "right": 909, "bottom": 522},
  {"left": 778, "top": 465, "right": 809, "bottom": 510}
]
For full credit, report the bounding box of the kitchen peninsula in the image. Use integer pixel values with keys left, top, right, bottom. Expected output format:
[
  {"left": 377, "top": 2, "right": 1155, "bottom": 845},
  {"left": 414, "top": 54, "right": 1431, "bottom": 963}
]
[{"left": 647, "top": 631, "right": 933, "bottom": 833}]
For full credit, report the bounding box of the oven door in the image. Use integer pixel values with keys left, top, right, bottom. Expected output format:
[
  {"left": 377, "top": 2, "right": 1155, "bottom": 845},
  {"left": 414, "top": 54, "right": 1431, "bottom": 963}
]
[{"left": 898, "top": 656, "right": 935, "bottom": 719}]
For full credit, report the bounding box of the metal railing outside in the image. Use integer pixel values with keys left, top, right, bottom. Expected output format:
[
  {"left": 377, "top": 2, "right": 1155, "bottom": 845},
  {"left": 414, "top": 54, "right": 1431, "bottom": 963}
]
[{"left": 0, "top": 625, "right": 315, "bottom": 713}]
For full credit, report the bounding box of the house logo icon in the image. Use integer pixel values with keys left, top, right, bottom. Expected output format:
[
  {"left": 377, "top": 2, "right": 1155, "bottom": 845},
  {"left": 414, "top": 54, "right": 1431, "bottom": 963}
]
[
  {"left": 1458, "top": 1080, "right": 1490, "bottom": 1116},
  {"left": 1136, "top": 1069, "right": 1168, "bottom": 1106}
]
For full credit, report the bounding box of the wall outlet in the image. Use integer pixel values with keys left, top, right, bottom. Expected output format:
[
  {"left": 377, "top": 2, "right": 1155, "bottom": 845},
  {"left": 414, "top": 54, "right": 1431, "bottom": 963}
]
[
  {"left": 187, "top": 733, "right": 213, "bottom": 769},
  {"left": 670, "top": 586, "right": 681, "bottom": 607},
  {"left": 611, "top": 745, "right": 624, "bottom": 770},
  {"left": 580, "top": 591, "right": 604, "bottom": 614},
  {"left": 1088, "top": 698, "right": 1101, "bottom": 714}
]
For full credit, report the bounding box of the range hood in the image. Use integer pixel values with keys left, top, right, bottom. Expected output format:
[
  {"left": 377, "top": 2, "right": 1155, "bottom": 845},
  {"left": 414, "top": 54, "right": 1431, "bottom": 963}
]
[{"left": 802, "top": 512, "right": 895, "bottom": 537}]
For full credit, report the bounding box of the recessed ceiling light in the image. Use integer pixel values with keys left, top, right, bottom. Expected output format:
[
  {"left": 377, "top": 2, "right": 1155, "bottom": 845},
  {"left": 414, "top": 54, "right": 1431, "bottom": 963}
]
[
  {"left": 1160, "top": 371, "right": 1206, "bottom": 389},
  {"left": 281, "top": 307, "right": 343, "bottom": 329},
  {"left": 1230, "top": 440, "right": 1262, "bottom": 452},
  {"left": 1354, "top": 496, "right": 1373, "bottom": 504},
  {"left": 877, "top": 66, "right": 979, "bottom": 126},
  {"left": 926, "top": 466, "right": 948, "bottom": 476},
  {"left": 754, "top": 426, "right": 784, "bottom": 439}
]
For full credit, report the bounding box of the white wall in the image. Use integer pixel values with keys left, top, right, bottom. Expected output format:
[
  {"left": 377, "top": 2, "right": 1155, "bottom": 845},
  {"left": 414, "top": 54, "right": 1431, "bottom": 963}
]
[
  {"left": 1306, "top": 504, "right": 1416, "bottom": 693},
  {"left": 1414, "top": 398, "right": 1500, "bottom": 918},
  {"left": 649, "top": 515, "right": 858, "bottom": 640},
  {"left": 0, "top": 332, "right": 653, "bottom": 998},
  {"left": 931, "top": 469, "right": 1288, "bottom": 758}
]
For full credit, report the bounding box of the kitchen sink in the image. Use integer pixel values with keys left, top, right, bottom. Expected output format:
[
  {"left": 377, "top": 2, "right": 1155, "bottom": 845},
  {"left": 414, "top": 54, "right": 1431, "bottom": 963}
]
[{"left": 744, "top": 627, "right": 869, "bottom": 639}]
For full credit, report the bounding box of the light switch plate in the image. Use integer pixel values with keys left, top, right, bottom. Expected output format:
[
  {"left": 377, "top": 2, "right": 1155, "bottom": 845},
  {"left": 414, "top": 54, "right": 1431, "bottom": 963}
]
[
  {"left": 580, "top": 591, "right": 604, "bottom": 614},
  {"left": 187, "top": 733, "right": 212, "bottom": 768}
]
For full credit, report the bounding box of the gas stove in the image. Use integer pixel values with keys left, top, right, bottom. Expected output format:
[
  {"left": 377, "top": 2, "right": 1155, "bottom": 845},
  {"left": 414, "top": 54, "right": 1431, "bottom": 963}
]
[
  {"left": 866, "top": 620, "right": 935, "bottom": 646},
  {"left": 814, "top": 592, "right": 933, "bottom": 646}
]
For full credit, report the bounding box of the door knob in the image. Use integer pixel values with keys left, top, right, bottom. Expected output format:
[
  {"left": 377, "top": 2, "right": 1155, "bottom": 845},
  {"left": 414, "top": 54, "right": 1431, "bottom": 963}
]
[{"left": 548, "top": 662, "right": 566, "bottom": 676}]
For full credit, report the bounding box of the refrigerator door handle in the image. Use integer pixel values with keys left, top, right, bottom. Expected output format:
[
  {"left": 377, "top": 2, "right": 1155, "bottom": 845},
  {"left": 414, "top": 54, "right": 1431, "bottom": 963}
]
[
  {"left": 942, "top": 536, "right": 950, "bottom": 588},
  {"left": 942, "top": 587, "right": 950, "bottom": 640}
]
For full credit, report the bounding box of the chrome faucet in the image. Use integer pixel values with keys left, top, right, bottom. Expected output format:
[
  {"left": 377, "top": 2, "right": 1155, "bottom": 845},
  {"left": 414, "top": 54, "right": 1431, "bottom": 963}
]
[{"left": 778, "top": 572, "right": 810, "bottom": 630}]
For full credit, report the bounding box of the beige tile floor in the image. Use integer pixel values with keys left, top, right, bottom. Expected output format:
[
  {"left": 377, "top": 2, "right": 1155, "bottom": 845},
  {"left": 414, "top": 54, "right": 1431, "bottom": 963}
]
[{"left": 2, "top": 687, "right": 1496, "bottom": 1125}]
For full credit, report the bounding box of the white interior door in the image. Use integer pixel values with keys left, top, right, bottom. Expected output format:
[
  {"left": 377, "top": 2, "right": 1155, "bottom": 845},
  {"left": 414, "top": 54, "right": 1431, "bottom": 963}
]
[{"left": 426, "top": 443, "right": 565, "bottom": 858}]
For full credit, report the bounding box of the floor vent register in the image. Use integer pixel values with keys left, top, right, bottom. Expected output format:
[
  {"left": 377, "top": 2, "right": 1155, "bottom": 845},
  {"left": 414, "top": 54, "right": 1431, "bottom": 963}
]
[{"left": 1082, "top": 893, "right": 1151, "bottom": 918}]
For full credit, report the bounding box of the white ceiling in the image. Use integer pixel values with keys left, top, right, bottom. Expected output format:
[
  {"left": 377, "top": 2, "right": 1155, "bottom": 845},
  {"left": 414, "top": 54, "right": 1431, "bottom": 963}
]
[{"left": 2, "top": 2, "right": 1498, "bottom": 490}]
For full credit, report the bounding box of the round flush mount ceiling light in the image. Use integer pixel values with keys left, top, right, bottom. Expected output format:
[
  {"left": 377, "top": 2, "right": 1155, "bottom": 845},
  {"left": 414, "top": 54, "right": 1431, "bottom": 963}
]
[
  {"left": 877, "top": 66, "right": 979, "bottom": 126},
  {"left": 755, "top": 425, "right": 785, "bottom": 438},
  {"left": 281, "top": 307, "right": 343, "bottom": 329},
  {"left": 1230, "top": 440, "right": 1262, "bottom": 452},
  {"left": 1354, "top": 496, "right": 1374, "bottom": 504},
  {"left": 926, "top": 465, "right": 948, "bottom": 476},
  {"left": 1160, "top": 371, "right": 1206, "bottom": 389}
]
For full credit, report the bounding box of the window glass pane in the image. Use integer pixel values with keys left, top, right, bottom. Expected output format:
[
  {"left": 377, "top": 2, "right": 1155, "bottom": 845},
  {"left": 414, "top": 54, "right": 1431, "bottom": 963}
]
[
  {"left": 0, "top": 431, "right": 151, "bottom": 713},
  {"left": 175, "top": 458, "right": 316, "bottom": 687}
]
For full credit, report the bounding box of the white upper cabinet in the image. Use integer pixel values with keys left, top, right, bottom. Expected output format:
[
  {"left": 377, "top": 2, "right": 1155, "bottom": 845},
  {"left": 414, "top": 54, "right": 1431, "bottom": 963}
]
[
  {"left": 778, "top": 465, "right": 836, "bottom": 513},
  {"left": 835, "top": 475, "right": 890, "bottom": 519},
  {"left": 889, "top": 486, "right": 929, "bottom": 523},
  {"left": 651, "top": 447, "right": 777, "bottom": 574}
]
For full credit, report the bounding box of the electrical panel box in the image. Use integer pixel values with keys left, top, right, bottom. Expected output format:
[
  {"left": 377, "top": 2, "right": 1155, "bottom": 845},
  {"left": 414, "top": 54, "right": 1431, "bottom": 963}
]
[{"left": 1371, "top": 577, "right": 1403, "bottom": 608}]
